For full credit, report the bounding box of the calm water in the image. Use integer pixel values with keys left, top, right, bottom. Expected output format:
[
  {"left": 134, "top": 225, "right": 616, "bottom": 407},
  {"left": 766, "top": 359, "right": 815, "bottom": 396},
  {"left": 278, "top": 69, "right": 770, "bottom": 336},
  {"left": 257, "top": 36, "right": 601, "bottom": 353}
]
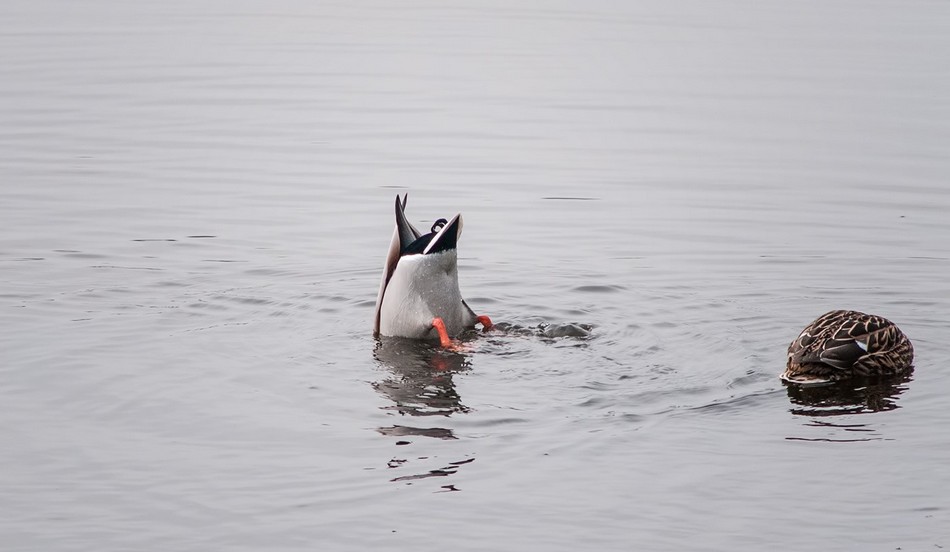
[{"left": 2, "top": 1, "right": 949, "bottom": 550}]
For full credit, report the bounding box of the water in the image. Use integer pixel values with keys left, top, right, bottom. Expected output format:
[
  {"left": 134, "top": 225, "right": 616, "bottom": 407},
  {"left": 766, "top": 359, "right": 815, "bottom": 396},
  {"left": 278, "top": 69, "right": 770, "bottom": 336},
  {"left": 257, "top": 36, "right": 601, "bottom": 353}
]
[{"left": 2, "top": 1, "right": 949, "bottom": 550}]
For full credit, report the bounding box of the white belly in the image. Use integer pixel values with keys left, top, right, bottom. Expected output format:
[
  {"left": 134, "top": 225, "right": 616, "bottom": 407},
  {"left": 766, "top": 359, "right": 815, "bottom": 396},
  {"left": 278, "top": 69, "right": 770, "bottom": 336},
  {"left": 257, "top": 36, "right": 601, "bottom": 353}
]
[{"left": 378, "top": 250, "right": 475, "bottom": 338}]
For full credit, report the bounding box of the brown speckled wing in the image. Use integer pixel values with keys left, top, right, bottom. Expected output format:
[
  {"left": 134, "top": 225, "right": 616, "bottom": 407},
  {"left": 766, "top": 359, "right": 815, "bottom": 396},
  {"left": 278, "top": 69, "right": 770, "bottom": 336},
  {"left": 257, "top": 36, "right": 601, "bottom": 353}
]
[{"left": 786, "top": 310, "right": 914, "bottom": 380}]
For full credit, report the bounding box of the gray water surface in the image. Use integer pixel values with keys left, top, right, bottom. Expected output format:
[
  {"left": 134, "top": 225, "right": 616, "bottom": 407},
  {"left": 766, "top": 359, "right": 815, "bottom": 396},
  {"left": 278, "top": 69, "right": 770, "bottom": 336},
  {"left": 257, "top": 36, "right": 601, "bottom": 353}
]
[{"left": 2, "top": 1, "right": 949, "bottom": 550}]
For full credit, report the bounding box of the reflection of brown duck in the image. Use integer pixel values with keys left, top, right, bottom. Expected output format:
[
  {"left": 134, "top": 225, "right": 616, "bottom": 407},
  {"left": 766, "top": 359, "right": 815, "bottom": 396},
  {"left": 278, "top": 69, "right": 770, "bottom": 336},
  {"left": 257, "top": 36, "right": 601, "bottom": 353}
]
[
  {"left": 783, "top": 310, "right": 914, "bottom": 384},
  {"left": 372, "top": 337, "right": 472, "bottom": 439},
  {"left": 783, "top": 371, "right": 913, "bottom": 417}
]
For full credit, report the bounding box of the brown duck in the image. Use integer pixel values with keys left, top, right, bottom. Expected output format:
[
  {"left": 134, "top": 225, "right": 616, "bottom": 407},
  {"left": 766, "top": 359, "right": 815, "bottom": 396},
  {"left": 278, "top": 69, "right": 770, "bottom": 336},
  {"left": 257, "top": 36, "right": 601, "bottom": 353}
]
[{"left": 783, "top": 310, "right": 914, "bottom": 384}]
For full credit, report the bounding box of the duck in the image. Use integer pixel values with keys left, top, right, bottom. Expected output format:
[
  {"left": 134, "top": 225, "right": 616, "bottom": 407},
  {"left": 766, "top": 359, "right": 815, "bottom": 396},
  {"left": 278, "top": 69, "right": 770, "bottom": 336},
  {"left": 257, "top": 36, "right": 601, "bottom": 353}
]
[
  {"left": 782, "top": 309, "right": 914, "bottom": 384},
  {"left": 373, "top": 194, "right": 492, "bottom": 347}
]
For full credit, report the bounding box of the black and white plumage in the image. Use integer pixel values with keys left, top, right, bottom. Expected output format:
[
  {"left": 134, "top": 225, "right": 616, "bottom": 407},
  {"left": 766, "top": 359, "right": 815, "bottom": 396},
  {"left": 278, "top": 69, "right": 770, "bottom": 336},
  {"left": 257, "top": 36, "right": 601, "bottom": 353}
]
[
  {"left": 373, "top": 195, "right": 490, "bottom": 344},
  {"left": 782, "top": 310, "right": 914, "bottom": 384}
]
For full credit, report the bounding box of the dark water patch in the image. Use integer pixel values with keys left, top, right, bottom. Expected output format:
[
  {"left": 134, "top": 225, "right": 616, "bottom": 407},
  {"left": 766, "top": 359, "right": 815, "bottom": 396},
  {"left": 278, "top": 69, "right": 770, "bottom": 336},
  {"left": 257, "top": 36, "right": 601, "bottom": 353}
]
[
  {"left": 572, "top": 284, "right": 627, "bottom": 293},
  {"left": 201, "top": 259, "right": 246, "bottom": 263},
  {"left": 245, "top": 267, "right": 296, "bottom": 277},
  {"left": 187, "top": 300, "right": 229, "bottom": 312},
  {"left": 541, "top": 196, "right": 599, "bottom": 201},
  {"left": 186, "top": 235, "right": 217, "bottom": 239},
  {"left": 151, "top": 280, "right": 191, "bottom": 288},
  {"left": 784, "top": 436, "right": 889, "bottom": 443},
  {"left": 786, "top": 419, "right": 892, "bottom": 443},
  {"left": 217, "top": 295, "right": 273, "bottom": 306},
  {"left": 616, "top": 412, "right": 648, "bottom": 424},
  {"left": 104, "top": 287, "right": 136, "bottom": 294},
  {"left": 577, "top": 396, "right": 610, "bottom": 408},
  {"left": 390, "top": 468, "right": 457, "bottom": 482},
  {"left": 382, "top": 448, "right": 477, "bottom": 485},
  {"left": 377, "top": 426, "right": 456, "bottom": 440},
  {"left": 132, "top": 238, "right": 177, "bottom": 242},
  {"left": 453, "top": 417, "right": 531, "bottom": 428},
  {"left": 580, "top": 380, "right": 617, "bottom": 392},
  {"left": 60, "top": 252, "right": 107, "bottom": 259}
]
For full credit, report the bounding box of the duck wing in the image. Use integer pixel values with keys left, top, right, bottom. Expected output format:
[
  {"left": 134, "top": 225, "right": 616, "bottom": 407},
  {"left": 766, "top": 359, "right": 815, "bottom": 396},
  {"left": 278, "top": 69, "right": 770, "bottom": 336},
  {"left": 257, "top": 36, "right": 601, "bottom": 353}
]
[
  {"left": 374, "top": 194, "right": 422, "bottom": 334},
  {"left": 789, "top": 310, "right": 892, "bottom": 370}
]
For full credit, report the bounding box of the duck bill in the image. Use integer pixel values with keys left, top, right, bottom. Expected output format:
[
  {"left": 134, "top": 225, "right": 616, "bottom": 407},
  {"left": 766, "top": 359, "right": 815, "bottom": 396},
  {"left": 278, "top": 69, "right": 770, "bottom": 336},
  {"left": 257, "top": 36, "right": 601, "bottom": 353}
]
[
  {"left": 423, "top": 213, "right": 462, "bottom": 255},
  {"left": 779, "top": 372, "right": 834, "bottom": 386}
]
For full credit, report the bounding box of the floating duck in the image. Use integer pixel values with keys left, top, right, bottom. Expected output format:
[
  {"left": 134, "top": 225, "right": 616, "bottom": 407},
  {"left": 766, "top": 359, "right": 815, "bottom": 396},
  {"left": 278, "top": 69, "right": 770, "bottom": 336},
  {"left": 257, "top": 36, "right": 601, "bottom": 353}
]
[
  {"left": 373, "top": 195, "right": 492, "bottom": 347},
  {"left": 783, "top": 309, "right": 914, "bottom": 384}
]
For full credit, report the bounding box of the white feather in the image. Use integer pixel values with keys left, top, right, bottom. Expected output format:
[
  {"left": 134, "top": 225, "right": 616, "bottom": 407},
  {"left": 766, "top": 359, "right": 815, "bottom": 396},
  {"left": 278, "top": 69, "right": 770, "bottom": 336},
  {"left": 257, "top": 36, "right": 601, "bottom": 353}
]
[{"left": 378, "top": 249, "right": 476, "bottom": 338}]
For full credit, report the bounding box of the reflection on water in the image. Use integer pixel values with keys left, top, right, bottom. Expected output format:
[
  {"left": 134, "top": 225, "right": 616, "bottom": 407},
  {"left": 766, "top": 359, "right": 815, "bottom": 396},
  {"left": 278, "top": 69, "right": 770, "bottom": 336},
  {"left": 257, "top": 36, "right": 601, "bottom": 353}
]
[
  {"left": 783, "top": 372, "right": 914, "bottom": 418},
  {"left": 373, "top": 337, "right": 476, "bottom": 484},
  {"left": 372, "top": 324, "right": 592, "bottom": 433},
  {"left": 782, "top": 372, "right": 913, "bottom": 443},
  {"left": 373, "top": 337, "right": 473, "bottom": 424},
  {"left": 786, "top": 419, "right": 888, "bottom": 443},
  {"left": 783, "top": 373, "right": 915, "bottom": 442}
]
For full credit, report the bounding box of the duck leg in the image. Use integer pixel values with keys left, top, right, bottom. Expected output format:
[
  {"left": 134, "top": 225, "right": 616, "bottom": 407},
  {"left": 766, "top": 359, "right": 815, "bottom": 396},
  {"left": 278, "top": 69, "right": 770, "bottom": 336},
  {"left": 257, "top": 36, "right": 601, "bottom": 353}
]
[
  {"left": 431, "top": 315, "right": 494, "bottom": 349},
  {"left": 431, "top": 317, "right": 453, "bottom": 348}
]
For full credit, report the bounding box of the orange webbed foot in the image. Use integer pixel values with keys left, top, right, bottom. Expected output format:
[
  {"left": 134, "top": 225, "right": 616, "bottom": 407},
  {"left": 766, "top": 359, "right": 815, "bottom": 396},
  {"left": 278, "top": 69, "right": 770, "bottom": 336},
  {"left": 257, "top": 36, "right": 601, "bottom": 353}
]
[
  {"left": 431, "top": 317, "right": 473, "bottom": 352},
  {"left": 432, "top": 316, "right": 492, "bottom": 351}
]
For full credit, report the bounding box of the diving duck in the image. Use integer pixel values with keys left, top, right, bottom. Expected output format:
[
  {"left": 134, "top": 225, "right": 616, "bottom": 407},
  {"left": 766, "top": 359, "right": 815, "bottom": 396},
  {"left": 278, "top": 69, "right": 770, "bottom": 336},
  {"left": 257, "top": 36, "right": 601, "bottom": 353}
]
[
  {"left": 782, "top": 309, "right": 914, "bottom": 384},
  {"left": 373, "top": 195, "right": 492, "bottom": 347}
]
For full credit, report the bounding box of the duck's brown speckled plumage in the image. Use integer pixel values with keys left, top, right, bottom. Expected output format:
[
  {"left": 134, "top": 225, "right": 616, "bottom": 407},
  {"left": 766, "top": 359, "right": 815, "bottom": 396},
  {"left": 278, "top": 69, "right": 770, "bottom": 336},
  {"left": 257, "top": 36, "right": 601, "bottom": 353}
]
[{"left": 783, "top": 310, "right": 914, "bottom": 383}]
